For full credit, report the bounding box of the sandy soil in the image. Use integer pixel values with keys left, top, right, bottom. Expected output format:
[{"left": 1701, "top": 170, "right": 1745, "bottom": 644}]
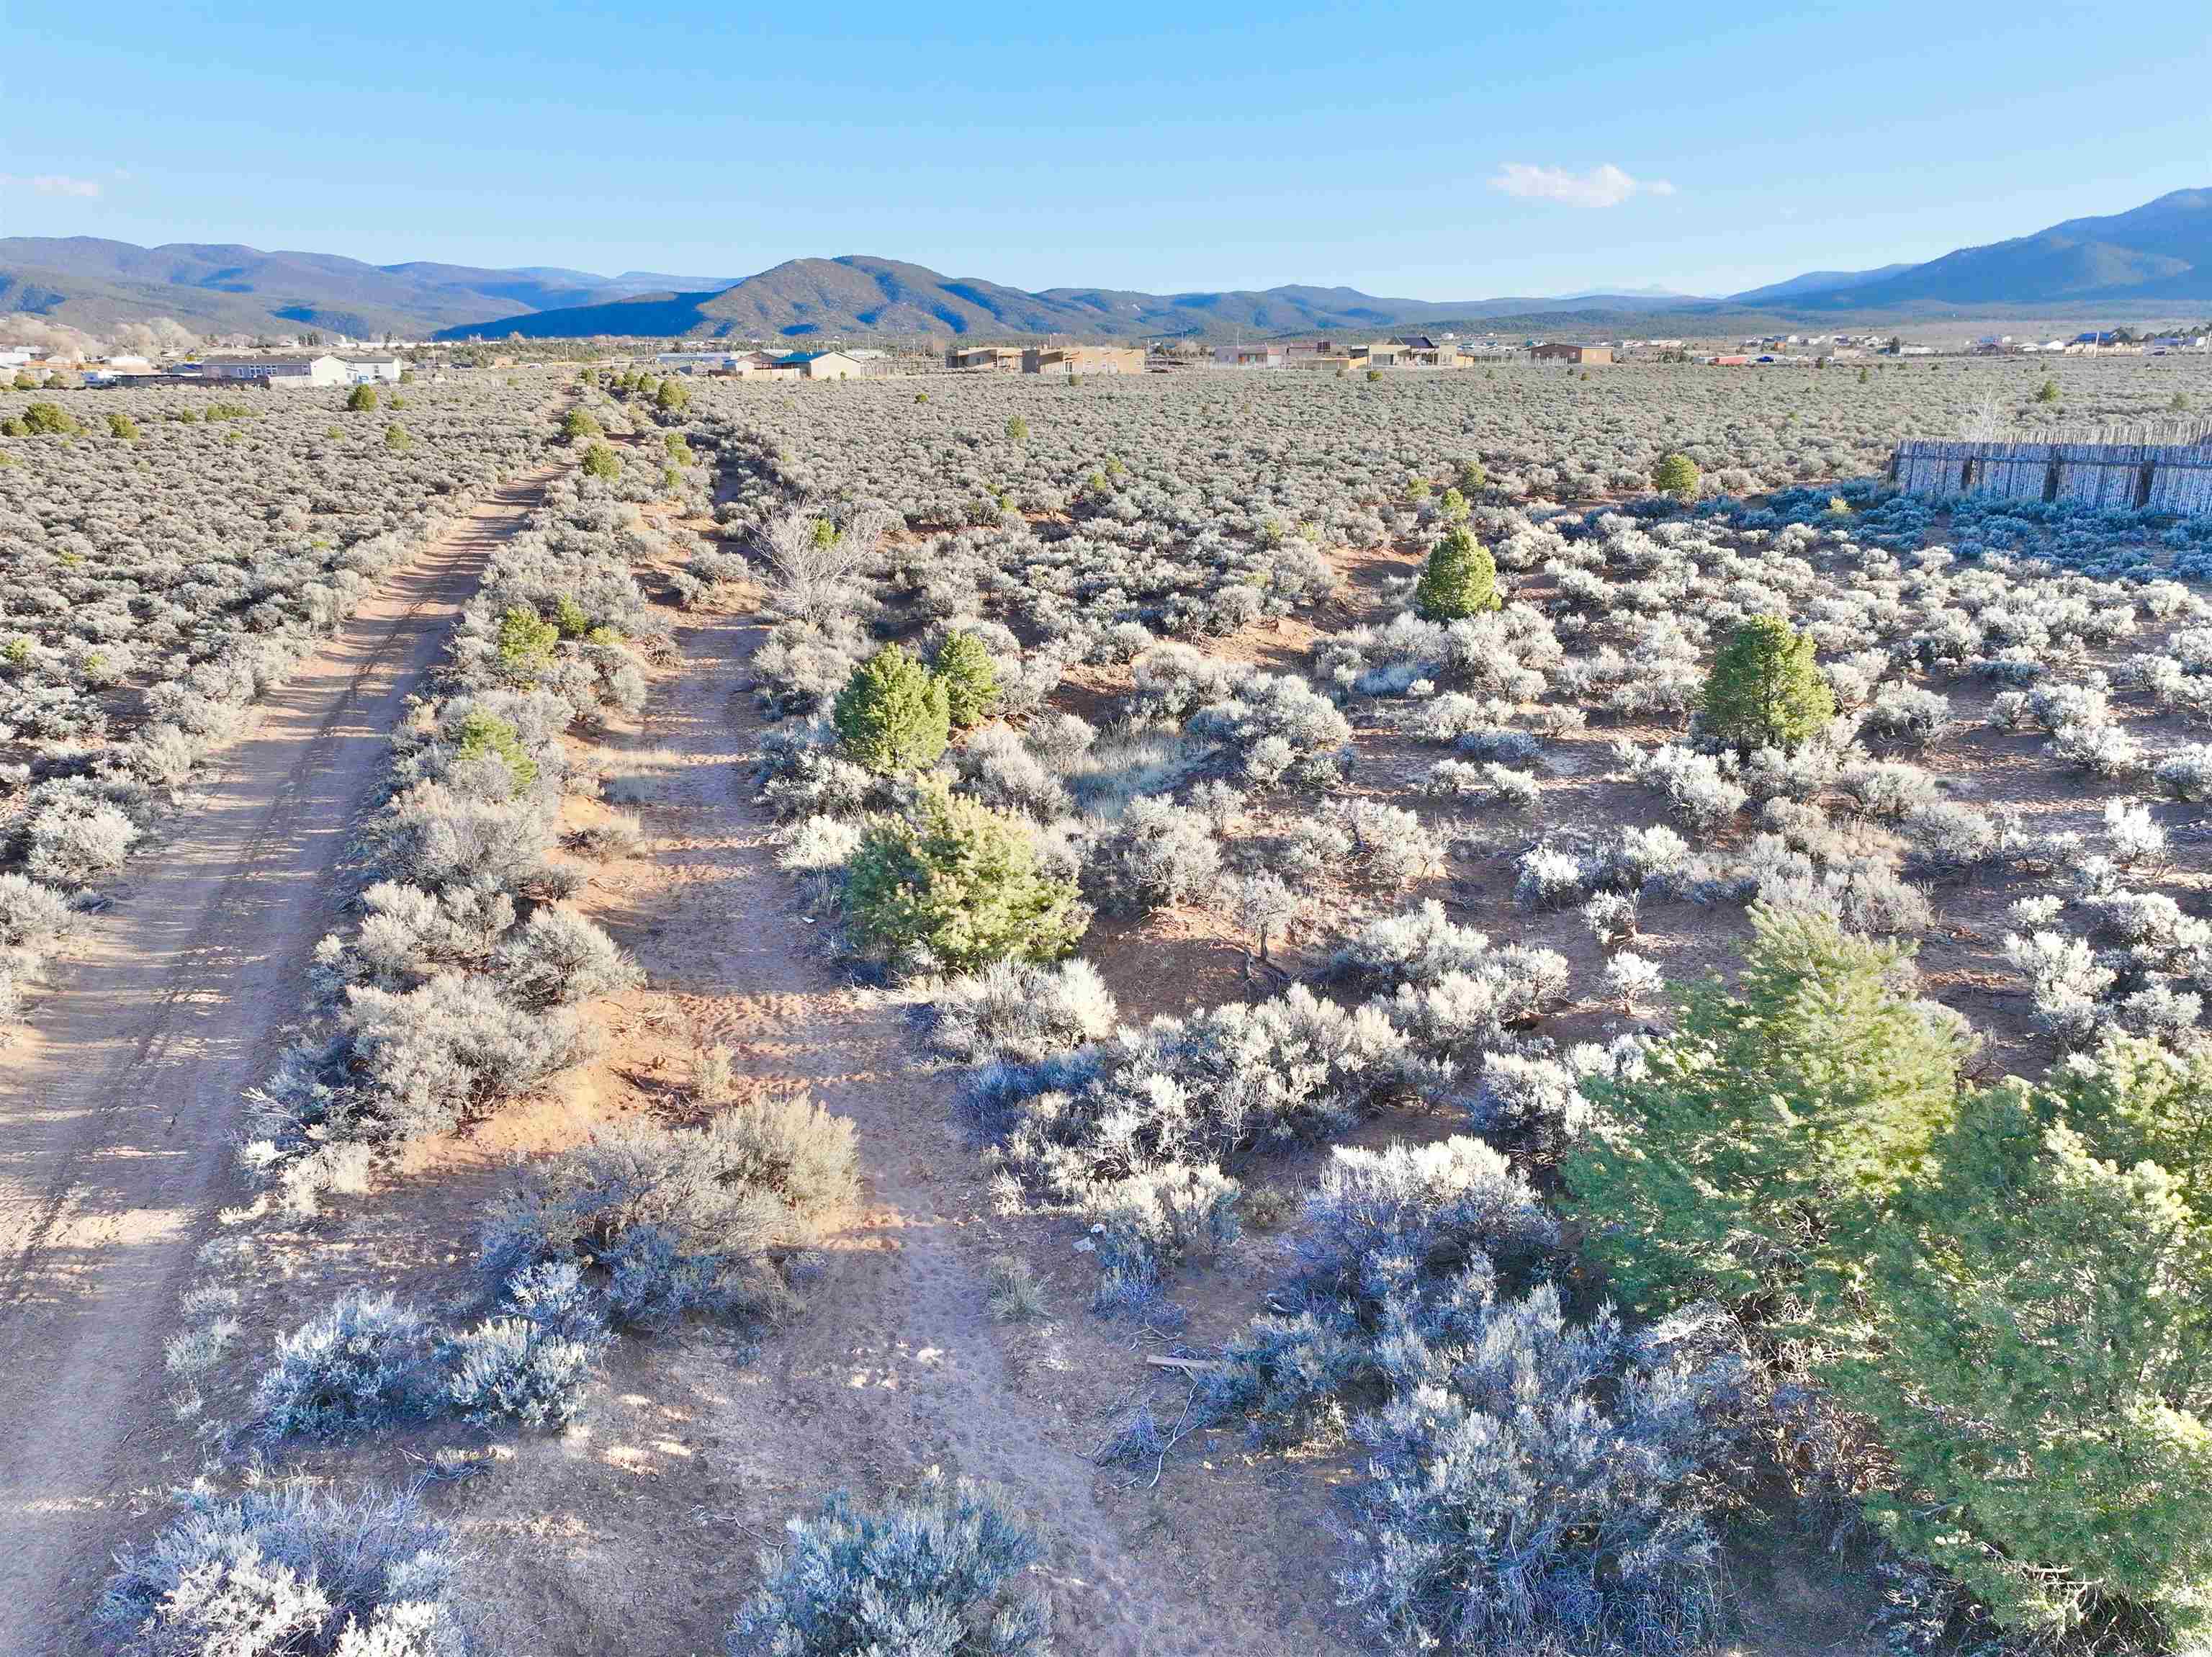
[
  {"left": 0, "top": 468, "right": 563, "bottom": 1657},
  {"left": 428, "top": 583, "right": 1281, "bottom": 1656}
]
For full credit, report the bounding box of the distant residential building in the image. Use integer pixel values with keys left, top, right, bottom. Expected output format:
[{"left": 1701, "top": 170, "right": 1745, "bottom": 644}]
[
  {"left": 1530, "top": 343, "right": 1613, "bottom": 364},
  {"left": 194, "top": 354, "right": 350, "bottom": 387},
  {"left": 1357, "top": 337, "right": 1458, "bottom": 368},
  {"left": 945, "top": 345, "right": 1022, "bottom": 372},
  {"left": 770, "top": 350, "right": 864, "bottom": 380},
  {"left": 1214, "top": 343, "right": 1285, "bottom": 368},
  {"left": 1022, "top": 345, "right": 1146, "bottom": 375},
  {"left": 1286, "top": 340, "right": 1373, "bottom": 368},
  {"left": 344, "top": 356, "right": 406, "bottom": 383},
  {"left": 656, "top": 351, "right": 750, "bottom": 374},
  {"left": 75, "top": 354, "right": 154, "bottom": 385},
  {"left": 1385, "top": 335, "right": 1454, "bottom": 367}
]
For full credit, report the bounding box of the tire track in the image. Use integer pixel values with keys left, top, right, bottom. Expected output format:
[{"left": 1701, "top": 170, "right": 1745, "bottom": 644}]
[
  {"left": 0, "top": 469, "right": 559, "bottom": 1657},
  {"left": 454, "top": 588, "right": 1229, "bottom": 1656},
  {"left": 0, "top": 525, "right": 485, "bottom": 1295}
]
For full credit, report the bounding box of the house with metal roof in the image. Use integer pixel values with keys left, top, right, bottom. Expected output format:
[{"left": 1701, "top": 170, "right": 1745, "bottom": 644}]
[{"left": 768, "top": 350, "right": 864, "bottom": 380}]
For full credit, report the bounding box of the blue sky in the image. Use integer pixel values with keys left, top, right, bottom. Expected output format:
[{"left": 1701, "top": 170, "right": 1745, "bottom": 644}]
[{"left": 2, "top": 1, "right": 2205, "bottom": 299}]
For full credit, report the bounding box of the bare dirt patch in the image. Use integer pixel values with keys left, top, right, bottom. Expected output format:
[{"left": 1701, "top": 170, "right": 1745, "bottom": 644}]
[{"left": 439, "top": 588, "right": 1306, "bottom": 1655}]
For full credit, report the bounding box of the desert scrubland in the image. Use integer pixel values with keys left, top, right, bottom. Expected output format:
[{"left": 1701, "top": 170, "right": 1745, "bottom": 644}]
[{"left": 11, "top": 354, "right": 2212, "bottom": 1657}]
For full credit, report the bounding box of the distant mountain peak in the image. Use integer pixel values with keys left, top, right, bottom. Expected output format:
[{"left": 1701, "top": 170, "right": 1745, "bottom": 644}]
[
  {"left": 7, "top": 187, "right": 2212, "bottom": 343},
  {"left": 1730, "top": 188, "right": 2212, "bottom": 310}
]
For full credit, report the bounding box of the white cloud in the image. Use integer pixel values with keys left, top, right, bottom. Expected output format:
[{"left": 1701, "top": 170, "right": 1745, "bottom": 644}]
[
  {"left": 1491, "top": 163, "right": 1674, "bottom": 208},
  {"left": 0, "top": 173, "right": 104, "bottom": 198}
]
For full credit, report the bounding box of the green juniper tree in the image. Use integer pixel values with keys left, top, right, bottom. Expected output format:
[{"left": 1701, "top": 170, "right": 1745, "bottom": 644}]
[
  {"left": 1838, "top": 1041, "right": 2212, "bottom": 1645},
  {"left": 1701, "top": 614, "right": 1834, "bottom": 752},
  {"left": 1564, "top": 904, "right": 1968, "bottom": 1327},
  {"left": 832, "top": 644, "right": 950, "bottom": 773},
  {"left": 496, "top": 605, "right": 559, "bottom": 683},
  {"left": 1653, "top": 452, "right": 1700, "bottom": 500},
  {"left": 844, "top": 780, "right": 1087, "bottom": 973},
  {"left": 1413, "top": 525, "right": 1500, "bottom": 621},
  {"left": 933, "top": 631, "right": 999, "bottom": 729},
  {"left": 452, "top": 709, "right": 539, "bottom": 790}
]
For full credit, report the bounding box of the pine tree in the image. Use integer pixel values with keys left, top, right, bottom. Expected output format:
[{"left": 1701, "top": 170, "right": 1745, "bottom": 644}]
[
  {"left": 2048, "top": 1033, "right": 2212, "bottom": 1215},
  {"left": 1701, "top": 614, "right": 1834, "bottom": 752},
  {"left": 933, "top": 632, "right": 1000, "bottom": 728},
  {"left": 552, "top": 595, "right": 591, "bottom": 638},
  {"left": 1838, "top": 1058, "right": 2212, "bottom": 1644},
  {"left": 1563, "top": 905, "right": 1967, "bottom": 1326},
  {"left": 452, "top": 709, "right": 539, "bottom": 790},
  {"left": 844, "top": 780, "right": 1088, "bottom": 972},
  {"left": 1653, "top": 452, "right": 1700, "bottom": 500},
  {"left": 832, "top": 644, "right": 950, "bottom": 773},
  {"left": 495, "top": 605, "right": 559, "bottom": 683},
  {"left": 1413, "top": 525, "right": 1500, "bottom": 621}
]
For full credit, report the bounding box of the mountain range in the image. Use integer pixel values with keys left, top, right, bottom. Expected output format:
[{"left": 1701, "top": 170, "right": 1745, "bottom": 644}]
[
  {"left": 4, "top": 189, "right": 2210, "bottom": 344},
  {"left": 0, "top": 240, "right": 737, "bottom": 338}
]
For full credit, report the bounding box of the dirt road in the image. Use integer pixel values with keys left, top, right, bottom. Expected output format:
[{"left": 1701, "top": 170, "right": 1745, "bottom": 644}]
[
  {"left": 0, "top": 470, "right": 557, "bottom": 1656},
  {"left": 450, "top": 590, "right": 1246, "bottom": 1655}
]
